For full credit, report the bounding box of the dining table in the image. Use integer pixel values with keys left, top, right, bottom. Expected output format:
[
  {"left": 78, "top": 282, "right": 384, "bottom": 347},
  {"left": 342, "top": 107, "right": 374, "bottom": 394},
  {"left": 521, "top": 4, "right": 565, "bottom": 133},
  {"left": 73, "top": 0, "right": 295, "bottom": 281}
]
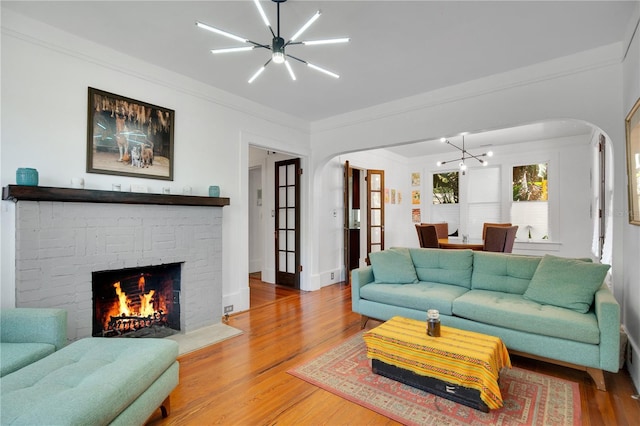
[{"left": 438, "top": 238, "right": 484, "bottom": 251}]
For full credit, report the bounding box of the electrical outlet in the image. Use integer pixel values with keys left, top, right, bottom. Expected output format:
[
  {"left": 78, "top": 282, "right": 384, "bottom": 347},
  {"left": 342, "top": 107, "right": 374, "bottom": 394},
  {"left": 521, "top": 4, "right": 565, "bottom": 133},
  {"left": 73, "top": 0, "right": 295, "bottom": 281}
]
[
  {"left": 331, "top": 272, "right": 335, "bottom": 280},
  {"left": 224, "top": 305, "right": 233, "bottom": 314}
]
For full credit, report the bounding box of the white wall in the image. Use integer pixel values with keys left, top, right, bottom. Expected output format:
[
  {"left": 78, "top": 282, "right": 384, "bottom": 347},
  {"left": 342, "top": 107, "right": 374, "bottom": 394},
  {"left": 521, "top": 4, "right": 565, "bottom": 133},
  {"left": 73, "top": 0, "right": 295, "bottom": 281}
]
[
  {"left": 0, "top": 10, "right": 310, "bottom": 314},
  {"left": 621, "top": 3, "right": 640, "bottom": 392}
]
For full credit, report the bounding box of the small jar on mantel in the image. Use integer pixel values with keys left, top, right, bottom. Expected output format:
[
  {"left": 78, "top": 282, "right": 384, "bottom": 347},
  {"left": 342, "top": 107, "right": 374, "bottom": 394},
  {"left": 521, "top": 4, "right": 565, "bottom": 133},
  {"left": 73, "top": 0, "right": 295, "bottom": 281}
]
[{"left": 427, "top": 309, "right": 441, "bottom": 337}]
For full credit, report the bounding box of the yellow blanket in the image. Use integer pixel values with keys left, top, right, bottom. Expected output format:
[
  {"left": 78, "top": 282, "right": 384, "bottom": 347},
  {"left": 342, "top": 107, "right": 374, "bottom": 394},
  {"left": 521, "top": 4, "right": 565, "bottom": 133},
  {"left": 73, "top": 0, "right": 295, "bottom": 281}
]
[{"left": 363, "top": 316, "right": 511, "bottom": 409}]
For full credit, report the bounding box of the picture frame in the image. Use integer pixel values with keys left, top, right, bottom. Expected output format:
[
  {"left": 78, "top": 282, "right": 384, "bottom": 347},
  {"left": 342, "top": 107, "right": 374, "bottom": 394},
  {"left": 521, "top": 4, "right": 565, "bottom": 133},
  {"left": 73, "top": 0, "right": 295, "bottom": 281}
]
[
  {"left": 87, "top": 87, "right": 174, "bottom": 181},
  {"left": 626, "top": 97, "right": 640, "bottom": 225}
]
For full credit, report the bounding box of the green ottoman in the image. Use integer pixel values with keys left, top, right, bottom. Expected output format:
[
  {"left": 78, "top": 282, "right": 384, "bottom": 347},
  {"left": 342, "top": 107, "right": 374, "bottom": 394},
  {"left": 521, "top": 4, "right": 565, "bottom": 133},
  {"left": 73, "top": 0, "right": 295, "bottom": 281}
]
[{"left": 0, "top": 337, "right": 179, "bottom": 425}]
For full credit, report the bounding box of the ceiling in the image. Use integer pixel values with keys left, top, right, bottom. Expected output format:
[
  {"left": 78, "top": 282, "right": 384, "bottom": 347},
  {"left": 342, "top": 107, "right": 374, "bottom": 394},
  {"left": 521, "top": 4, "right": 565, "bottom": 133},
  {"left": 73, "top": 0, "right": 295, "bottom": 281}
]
[{"left": 3, "top": 1, "right": 635, "bottom": 123}]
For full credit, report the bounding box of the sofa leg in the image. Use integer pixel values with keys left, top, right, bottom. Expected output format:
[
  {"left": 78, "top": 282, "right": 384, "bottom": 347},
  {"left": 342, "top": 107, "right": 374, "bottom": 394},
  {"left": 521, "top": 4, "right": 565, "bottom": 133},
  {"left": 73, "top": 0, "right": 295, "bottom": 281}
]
[
  {"left": 160, "top": 396, "right": 171, "bottom": 418},
  {"left": 586, "top": 367, "right": 607, "bottom": 391},
  {"left": 360, "top": 315, "right": 369, "bottom": 329}
]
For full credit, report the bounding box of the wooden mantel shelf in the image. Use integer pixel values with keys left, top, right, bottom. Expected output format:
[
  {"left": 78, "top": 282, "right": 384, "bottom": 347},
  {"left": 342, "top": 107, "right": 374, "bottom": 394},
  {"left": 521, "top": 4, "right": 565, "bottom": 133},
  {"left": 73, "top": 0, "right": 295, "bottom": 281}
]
[{"left": 2, "top": 185, "right": 230, "bottom": 207}]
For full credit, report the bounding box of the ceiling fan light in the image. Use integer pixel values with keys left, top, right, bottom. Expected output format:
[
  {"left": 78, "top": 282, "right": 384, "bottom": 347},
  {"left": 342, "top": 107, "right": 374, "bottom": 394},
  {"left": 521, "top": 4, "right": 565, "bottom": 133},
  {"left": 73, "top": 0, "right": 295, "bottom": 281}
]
[
  {"left": 307, "top": 63, "right": 339, "bottom": 78},
  {"left": 437, "top": 161, "right": 443, "bottom": 167},
  {"left": 303, "top": 38, "right": 350, "bottom": 45},
  {"left": 290, "top": 10, "right": 321, "bottom": 41},
  {"left": 253, "top": 0, "right": 271, "bottom": 27},
  {"left": 440, "top": 137, "right": 447, "bottom": 143},
  {"left": 285, "top": 61, "right": 296, "bottom": 81},
  {"left": 487, "top": 151, "right": 494, "bottom": 157},
  {"left": 196, "top": 22, "right": 247, "bottom": 43},
  {"left": 248, "top": 66, "right": 266, "bottom": 84},
  {"left": 272, "top": 51, "right": 285, "bottom": 64},
  {"left": 210, "top": 46, "right": 255, "bottom": 54}
]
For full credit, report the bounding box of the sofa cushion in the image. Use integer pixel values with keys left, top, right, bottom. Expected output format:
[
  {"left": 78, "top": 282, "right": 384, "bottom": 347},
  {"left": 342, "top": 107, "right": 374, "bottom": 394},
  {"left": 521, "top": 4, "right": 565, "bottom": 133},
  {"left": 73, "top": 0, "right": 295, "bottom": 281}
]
[
  {"left": 523, "top": 255, "right": 610, "bottom": 313},
  {"left": 369, "top": 248, "right": 418, "bottom": 284},
  {"left": 360, "top": 282, "right": 468, "bottom": 315},
  {"left": 471, "top": 252, "right": 541, "bottom": 294},
  {"left": 409, "top": 248, "right": 474, "bottom": 289},
  {"left": 0, "top": 343, "right": 56, "bottom": 377},
  {"left": 453, "top": 290, "right": 600, "bottom": 344}
]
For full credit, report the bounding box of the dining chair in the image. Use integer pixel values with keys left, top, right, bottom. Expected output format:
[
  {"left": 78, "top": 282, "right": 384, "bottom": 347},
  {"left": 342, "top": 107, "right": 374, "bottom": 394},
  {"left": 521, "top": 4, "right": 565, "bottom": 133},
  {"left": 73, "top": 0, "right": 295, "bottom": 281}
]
[
  {"left": 503, "top": 225, "right": 519, "bottom": 253},
  {"left": 481, "top": 222, "right": 512, "bottom": 240},
  {"left": 415, "top": 224, "right": 440, "bottom": 248},
  {"left": 421, "top": 223, "right": 449, "bottom": 239},
  {"left": 484, "top": 225, "right": 519, "bottom": 252}
]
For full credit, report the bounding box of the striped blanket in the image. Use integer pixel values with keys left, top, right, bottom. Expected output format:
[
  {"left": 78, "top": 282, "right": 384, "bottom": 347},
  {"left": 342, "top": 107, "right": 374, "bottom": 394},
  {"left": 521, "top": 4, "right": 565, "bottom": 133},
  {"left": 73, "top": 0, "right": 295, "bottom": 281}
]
[{"left": 363, "top": 316, "right": 511, "bottom": 409}]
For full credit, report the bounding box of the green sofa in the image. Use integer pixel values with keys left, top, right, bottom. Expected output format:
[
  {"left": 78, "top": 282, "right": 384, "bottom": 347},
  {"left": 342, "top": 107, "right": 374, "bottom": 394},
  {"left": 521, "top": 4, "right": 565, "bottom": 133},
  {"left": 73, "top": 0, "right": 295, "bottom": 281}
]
[
  {"left": 0, "top": 308, "right": 67, "bottom": 377},
  {"left": 351, "top": 248, "right": 620, "bottom": 391}
]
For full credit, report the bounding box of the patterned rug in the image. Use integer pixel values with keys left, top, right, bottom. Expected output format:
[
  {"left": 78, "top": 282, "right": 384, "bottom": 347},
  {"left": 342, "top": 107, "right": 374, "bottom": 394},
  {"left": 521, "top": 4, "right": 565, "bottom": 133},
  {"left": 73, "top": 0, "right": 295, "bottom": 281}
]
[{"left": 289, "top": 333, "right": 581, "bottom": 426}]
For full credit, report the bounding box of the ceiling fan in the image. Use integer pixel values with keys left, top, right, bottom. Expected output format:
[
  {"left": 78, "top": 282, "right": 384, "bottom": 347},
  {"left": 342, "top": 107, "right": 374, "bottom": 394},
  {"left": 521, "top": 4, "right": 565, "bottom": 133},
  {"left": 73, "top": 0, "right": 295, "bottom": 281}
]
[{"left": 196, "top": 0, "right": 349, "bottom": 83}]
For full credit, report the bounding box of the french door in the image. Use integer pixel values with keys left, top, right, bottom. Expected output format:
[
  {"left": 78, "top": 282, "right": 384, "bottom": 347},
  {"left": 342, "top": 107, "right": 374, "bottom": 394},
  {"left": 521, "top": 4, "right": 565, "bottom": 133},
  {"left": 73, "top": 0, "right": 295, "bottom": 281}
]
[
  {"left": 367, "top": 170, "right": 385, "bottom": 258},
  {"left": 275, "top": 158, "right": 300, "bottom": 288}
]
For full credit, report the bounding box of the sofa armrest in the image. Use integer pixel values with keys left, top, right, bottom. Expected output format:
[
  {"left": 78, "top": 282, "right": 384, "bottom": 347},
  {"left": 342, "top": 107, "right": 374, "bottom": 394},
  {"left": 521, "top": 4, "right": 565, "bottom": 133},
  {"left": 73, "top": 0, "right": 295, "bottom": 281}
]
[
  {"left": 593, "top": 286, "right": 620, "bottom": 372},
  {"left": 351, "top": 266, "right": 374, "bottom": 313},
  {"left": 0, "top": 308, "right": 67, "bottom": 351}
]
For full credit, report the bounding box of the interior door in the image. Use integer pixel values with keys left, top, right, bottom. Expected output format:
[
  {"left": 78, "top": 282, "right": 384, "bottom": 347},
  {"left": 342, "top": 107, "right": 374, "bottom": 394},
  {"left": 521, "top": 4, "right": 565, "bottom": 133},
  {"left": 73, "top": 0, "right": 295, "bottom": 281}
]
[
  {"left": 343, "top": 161, "right": 350, "bottom": 282},
  {"left": 275, "top": 158, "right": 300, "bottom": 288},
  {"left": 367, "top": 169, "right": 385, "bottom": 261}
]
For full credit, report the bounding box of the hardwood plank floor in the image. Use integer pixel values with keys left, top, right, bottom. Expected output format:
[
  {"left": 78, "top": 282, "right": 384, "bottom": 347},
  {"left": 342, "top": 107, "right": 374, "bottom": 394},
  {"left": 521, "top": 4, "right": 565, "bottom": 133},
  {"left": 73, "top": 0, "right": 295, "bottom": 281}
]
[{"left": 148, "top": 278, "right": 640, "bottom": 425}]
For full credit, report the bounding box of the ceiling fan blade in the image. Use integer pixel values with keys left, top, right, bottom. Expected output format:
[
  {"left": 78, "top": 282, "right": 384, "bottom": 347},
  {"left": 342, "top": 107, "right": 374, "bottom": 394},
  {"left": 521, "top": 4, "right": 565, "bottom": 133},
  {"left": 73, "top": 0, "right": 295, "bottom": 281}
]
[
  {"left": 307, "top": 62, "right": 339, "bottom": 79},
  {"left": 210, "top": 46, "right": 256, "bottom": 54},
  {"left": 302, "top": 38, "right": 350, "bottom": 46},
  {"left": 253, "top": 0, "right": 275, "bottom": 38},
  {"left": 290, "top": 10, "right": 321, "bottom": 42},
  {"left": 196, "top": 21, "right": 248, "bottom": 43},
  {"left": 284, "top": 61, "right": 297, "bottom": 81},
  {"left": 248, "top": 59, "right": 272, "bottom": 84}
]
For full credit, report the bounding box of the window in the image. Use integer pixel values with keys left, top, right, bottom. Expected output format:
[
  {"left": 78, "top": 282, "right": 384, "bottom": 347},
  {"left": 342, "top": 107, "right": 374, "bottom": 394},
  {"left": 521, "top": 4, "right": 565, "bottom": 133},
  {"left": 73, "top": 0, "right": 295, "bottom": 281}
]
[
  {"left": 432, "top": 172, "right": 459, "bottom": 234},
  {"left": 511, "top": 163, "right": 548, "bottom": 240}
]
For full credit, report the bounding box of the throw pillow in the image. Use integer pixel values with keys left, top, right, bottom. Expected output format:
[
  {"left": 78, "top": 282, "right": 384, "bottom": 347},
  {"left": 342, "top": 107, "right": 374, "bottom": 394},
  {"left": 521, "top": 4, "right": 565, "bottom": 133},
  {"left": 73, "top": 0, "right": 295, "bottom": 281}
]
[
  {"left": 369, "top": 247, "right": 418, "bottom": 284},
  {"left": 523, "top": 254, "right": 610, "bottom": 313}
]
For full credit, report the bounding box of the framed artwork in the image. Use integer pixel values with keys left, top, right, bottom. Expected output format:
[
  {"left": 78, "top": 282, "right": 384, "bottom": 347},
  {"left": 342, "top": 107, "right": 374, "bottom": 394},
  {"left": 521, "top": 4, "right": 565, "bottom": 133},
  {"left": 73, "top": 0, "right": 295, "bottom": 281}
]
[
  {"left": 626, "top": 97, "right": 640, "bottom": 225},
  {"left": 87, "top": 87, "right": 175, "bottom": 180},
  {"left": 412, "top": 208, "right": 421, "bottom": 223},
  {"left": 411, "top": 172, "right": 421, "bottom": 186},
  {"left": 412, "top": 190, "right": 421, "bottom": 205}
]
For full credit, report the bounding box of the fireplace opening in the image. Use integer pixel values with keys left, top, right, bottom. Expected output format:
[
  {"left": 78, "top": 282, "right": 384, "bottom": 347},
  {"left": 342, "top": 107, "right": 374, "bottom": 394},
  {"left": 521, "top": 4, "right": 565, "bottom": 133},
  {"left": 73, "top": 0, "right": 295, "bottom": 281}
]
[{"left": 92, "top": 263, "right": 181, "bottom": 338}]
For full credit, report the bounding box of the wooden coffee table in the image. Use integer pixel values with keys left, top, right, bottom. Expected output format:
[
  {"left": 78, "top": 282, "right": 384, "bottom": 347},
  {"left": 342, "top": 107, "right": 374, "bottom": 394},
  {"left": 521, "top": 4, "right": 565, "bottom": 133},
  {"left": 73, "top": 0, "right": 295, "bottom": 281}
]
[{"left": 363, "top": 316, "right": 511, "bottom": 412}]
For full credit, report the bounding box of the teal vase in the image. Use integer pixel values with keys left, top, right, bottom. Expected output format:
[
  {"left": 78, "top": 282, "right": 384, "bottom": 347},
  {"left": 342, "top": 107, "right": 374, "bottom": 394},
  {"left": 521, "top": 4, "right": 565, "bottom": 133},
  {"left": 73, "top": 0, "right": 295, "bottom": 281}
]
[
  {"left": 209, "top": 186, "right": 220, "bottom": 197},
  {"left": 16, "top": 168, "right": 39, "bottom": 186}
]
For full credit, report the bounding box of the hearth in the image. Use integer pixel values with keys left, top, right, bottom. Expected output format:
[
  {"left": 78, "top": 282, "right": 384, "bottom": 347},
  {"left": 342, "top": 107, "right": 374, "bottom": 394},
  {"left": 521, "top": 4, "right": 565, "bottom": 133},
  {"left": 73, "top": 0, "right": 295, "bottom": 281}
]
[{"left": 92, "top": 263, "right": 182, "bottom": 338}]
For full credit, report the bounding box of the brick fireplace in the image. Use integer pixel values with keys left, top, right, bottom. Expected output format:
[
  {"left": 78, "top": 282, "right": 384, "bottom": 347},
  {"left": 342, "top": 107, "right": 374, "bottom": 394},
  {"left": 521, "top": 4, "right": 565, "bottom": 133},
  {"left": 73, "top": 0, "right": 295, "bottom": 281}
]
[{"left": 3, "top": 185, "right": 229, "bottom": 341}]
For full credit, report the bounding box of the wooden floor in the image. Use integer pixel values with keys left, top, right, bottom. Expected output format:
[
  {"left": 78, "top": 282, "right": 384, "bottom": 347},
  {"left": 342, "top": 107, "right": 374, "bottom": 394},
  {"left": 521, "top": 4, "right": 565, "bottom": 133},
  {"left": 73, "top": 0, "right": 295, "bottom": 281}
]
[{"left": 148, "top": 276, "right": 640, "bottom": 425}]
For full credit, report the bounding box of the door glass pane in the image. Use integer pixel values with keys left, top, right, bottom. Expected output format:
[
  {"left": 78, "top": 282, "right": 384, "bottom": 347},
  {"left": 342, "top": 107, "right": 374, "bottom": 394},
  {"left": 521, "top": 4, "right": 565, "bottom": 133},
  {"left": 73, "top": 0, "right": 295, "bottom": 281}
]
[
  {"left": 279, "top": 165, "right": 286, "bottom": 183},
  {"left": 371, "top": 227, "right": 381, "bottom": 244},
  {"left": 370, "top": 174, "right": 381, "bottom": 191},
  {"left": 371, "top": 210, "right": 381, "bottom": 226},
  {"left": 287, "top": 252, "right": 295, "bottom": 273},
  {"left": 279, "top": 252, "right": 286, "bottom": 272},
  {"left": 279, "top": 187, "right": 287, "bottom": 207},
  {"left": 287, "top": 231, "right": 295, "bottom": 250},
  {"left": 371, "top": 192, "right": 381, "bottom": 208},
  {"left": 279, "top": 210, "right": 287, "bottom": 229},
  {"left": 279, "top": 231, "right": 286, "bottom": 250},
  {"left": 287, "top": 208, "right": 295, "bottom": 228},
  {"left": 287, "top": 164, "right": 295, "bottom": 182},
  {"left": 287, "top": 187, "right": 296, "bottom": 207},
  {"left": 370, "top": 245, "right": 381, "bottom": 253}
]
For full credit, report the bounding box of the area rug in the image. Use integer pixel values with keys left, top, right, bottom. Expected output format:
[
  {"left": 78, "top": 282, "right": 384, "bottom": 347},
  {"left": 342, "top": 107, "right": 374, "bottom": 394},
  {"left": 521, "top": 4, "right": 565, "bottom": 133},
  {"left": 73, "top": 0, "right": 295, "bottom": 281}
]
[
  {"left": 289, "top": 333, "right": 581, "bottom": 426},
  {"left": 166, "top": 323, "right": 243, "bottom": 355}
]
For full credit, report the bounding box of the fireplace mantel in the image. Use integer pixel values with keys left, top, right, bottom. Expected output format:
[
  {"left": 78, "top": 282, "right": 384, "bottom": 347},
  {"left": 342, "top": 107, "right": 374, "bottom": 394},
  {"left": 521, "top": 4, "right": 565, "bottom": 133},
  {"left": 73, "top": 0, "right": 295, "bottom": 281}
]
[{"left": 2, "top": 185, "right": 230, "bottom": 207}]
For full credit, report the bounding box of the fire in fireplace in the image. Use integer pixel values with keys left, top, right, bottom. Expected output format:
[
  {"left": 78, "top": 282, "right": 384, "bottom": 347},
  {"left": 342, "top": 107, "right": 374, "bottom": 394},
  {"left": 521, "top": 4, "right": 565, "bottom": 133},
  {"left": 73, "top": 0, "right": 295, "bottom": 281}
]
[{"left": 92, "top": 263, "right": 181, "bottom": 338}]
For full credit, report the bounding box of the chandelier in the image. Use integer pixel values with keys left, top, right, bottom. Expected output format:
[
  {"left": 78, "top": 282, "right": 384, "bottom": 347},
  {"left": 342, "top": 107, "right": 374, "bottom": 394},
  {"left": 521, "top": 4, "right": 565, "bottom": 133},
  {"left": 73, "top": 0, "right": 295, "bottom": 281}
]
[{"left": 436, "top": 135, "right": 493, "bottom": 174}]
